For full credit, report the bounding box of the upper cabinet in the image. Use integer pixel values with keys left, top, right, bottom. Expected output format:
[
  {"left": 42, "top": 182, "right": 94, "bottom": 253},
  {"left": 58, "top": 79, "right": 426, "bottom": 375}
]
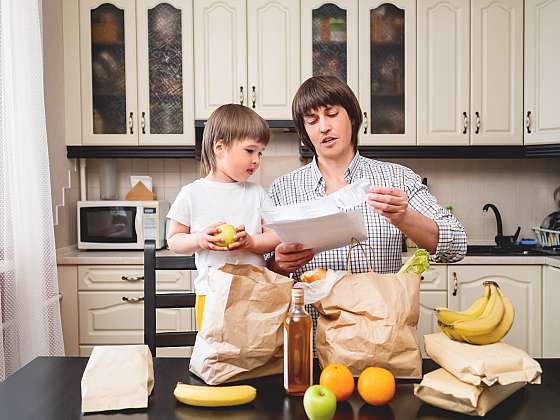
[
  {"left": 79, "top": 0, "right": 195, "bottom": 146},
  {"left": 418, "top": 0, "right": 523, "bottom": 146},
  {"left": 300, "top": 1, "right": 359, "bottom": 92},
  {"left": 194, "top": 0, "right": 300, "bottom": 120},
  {"left": 359, "top": 0, "right": 416, "bottom": 146},
  {"left": 524, "top": 0, "right": 560, "bottom": 145}
]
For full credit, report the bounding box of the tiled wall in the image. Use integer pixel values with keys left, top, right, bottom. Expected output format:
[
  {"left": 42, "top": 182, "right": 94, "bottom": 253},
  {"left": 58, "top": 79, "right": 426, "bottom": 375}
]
[{"left": 86, "top": 131, "right": 560, "bottom": 243}]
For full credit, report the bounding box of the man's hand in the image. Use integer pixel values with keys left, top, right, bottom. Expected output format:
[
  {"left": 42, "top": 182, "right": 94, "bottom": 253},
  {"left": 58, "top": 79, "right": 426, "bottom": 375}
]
[
  {"left": 367, "top": 186, "right": 410, "bottom": 226},
  {"left": 196, "top": 222, "right": 229, "bottom": 251},
  {"left": 268, "top": 242, "right": 314, "bottom": 276}
]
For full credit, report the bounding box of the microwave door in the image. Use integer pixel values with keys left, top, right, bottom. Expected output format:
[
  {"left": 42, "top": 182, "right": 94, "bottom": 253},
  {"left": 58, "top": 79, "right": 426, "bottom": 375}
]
[{"left": 80, "top": 206, "right": 138, "bottom": 248}]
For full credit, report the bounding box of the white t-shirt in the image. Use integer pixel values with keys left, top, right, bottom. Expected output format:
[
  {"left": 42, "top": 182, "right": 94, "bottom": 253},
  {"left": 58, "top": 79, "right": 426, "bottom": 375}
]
[{"left": 167, "top": 178, "right": 273, "bottom": 295}]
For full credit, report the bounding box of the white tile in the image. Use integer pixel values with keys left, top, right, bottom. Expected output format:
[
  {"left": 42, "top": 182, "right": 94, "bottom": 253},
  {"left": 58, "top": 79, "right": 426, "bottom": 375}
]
[
  {"left": 148, "top": 159, "right": 165, "bottom": 172},
  {"left": 164, "top": 171, "right": 181, "bottom": 187}
]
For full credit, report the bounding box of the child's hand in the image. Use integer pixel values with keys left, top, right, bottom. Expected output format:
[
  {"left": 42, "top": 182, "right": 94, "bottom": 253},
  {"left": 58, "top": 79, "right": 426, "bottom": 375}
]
[
  {"left": 196, "top": 222, "right": 229, "bottom": 251},
  {"left": 226, "top": 225, "right": 255, "bottom": 251}
]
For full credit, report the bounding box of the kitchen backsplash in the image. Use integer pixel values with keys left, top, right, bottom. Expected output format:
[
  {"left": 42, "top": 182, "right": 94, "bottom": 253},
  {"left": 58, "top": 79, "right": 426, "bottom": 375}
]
[{"left": 85, "top": 131, "right": 560, "bottom": 244}]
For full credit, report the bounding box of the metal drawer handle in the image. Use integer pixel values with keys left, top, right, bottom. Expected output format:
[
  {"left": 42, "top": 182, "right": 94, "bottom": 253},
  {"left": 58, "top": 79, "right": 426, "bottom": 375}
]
[
  {"left": 122, "top": 296, "right": 144, "bottom": 303},
  {"left": 526, "top": 111, "right": 532, "bottom": 134},
  {"left": 462, "top": 111, "right": 468, "bottom": 134},
  {"left": 122, "top": 275, "right": 144, "bottom": 282},
  {"left": 251, "top": 86, "right": 256, "bottom": 108},
  {"left": 452, "top": 272, "right": 458, "bottom": 296},
  {"left": 475, "top": 112, "right": 480, "bottom": 134},
  {"left": 239, "top": 86, "right": 244, "bottom": 106},
  {"left": 129, "top": 112, "right": 134, "bottom": 134},
  {"left": 141, "top": 112, "right": 146, "bottom": 134},
  {"left": 363, "top": 112, "right": 368, "bottom": 134}
]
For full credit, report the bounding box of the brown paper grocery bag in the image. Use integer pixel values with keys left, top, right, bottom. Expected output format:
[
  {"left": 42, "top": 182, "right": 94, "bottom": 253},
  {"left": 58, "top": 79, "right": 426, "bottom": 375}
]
[
  {"left": 81, "top": 345, "right": 154, "bottom": 413},
  {"left": 189, "top": 264, "right": 293, "bottom": 385},
  {"left": 315, "top": 241, "right": 422, "bottom": 378}
]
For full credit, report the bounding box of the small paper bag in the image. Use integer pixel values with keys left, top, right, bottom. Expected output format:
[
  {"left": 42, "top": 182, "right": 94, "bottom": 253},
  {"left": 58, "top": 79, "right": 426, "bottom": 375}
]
[
  {"left": 189, "top": 264, "right": 293, "bottom": 385},
  {"left": 81, "top": 345, "right": 154, "bottom": 413}
]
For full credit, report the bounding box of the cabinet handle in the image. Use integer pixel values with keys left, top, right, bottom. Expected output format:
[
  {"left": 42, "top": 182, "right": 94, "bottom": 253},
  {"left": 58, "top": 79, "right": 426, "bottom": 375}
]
[
  {"left": 363, "top": 112, "right": 368, "bottom": 134},
  {"left": 462, "top": 112, "right": 468, "bottom": 134},
  {"left": 122, "top": 296, "right": 144, "bottom": 303},
  {"left": 141, "top": 112, "right": 146, "bottom": 134},
  {"left": 129, "top": 112, "right": 134, "bottom": 134},
  {"left": 452, "top": 272, "right": 458, "bottom": 296},
  {"left": 526, "top": 111, "right": 532, "bottom": 134},
  {"left": 475, "top": 112, "right": 480, "bottom": 134},
  {"left": 121, "top": 275, "right": 144, "bottom": 282},
  {"left": 251, "top": 86, "right": 256, "bottom": 108},
  {"left": 239, "top": 86, "right": 244, "bottom": 106}
]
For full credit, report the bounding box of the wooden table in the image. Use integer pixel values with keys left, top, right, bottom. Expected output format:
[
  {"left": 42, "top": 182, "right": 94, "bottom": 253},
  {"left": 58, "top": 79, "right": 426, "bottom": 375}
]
[{"left": 1, "top": 357, "right": 559, "bottom": 419}]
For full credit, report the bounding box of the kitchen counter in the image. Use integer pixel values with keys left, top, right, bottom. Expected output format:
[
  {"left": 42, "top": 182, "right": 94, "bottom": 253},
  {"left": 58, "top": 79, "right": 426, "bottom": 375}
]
[{"left": 57, "top": 247, "right": 560, "bottom": 268}]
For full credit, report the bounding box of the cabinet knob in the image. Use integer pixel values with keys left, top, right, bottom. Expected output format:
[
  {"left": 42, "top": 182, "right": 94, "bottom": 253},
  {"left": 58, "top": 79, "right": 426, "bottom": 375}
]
[
  {"left": 141, "top": 112, "right": 146, "bottom": 134},
  {"left": 475, "top": 112, "right": 480, "bottom": 134},
  {"left": 526, "top": 111, "right": 532, "bottom": 134},
  {"left": 363, "top": 112, "right": 368, "bottom": 134},
  {"left": 239, "top": 86, "right": 244, "bottom": 106},
  {"left": 122, "top": 275, "right": 144, "bottom": 282},
  {"left": 129, "top": 112, "right": 134, "bottom": 135},
  {"left": 251, "top": 86, "right": 256, "bottom": 109},
  {"left": 122, "top": 296, "right": 144, "bottom": 303},
  {"left": 452, "top": 272, "right": 458, "bottom": 296},
  {"left": 462, "top": 112, "right": 468, "bottom": 134}
]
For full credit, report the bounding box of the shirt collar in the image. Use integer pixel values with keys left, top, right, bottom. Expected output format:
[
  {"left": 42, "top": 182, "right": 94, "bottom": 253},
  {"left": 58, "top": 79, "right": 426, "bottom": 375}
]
[{"left": 310, "top": 151, "right": 362, "bottom": 193}]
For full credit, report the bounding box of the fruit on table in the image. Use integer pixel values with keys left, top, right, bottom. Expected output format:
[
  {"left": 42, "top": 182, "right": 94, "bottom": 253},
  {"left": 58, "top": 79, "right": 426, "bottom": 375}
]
[
  {"left": 437, "top": 281, "right": 515, "bottom": 345},
  {"left": 357, "top": 367, "right": 396, "bottom": 406},
  {"left": 319, "top": 363, "right": 355, "bottom": 401},
  {"left": 303, "top": 385, "right": 337, "bottom": 420},
  {"left": 173, "top": 383, "right": 256, "bottom": 407},
  {"left": 213, "top": 223, "right": 237, "bottom": 247}
]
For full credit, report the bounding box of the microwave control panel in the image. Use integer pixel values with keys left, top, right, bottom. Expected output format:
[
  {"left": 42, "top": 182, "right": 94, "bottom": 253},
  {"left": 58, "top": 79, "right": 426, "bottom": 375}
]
[{"left": 143, "top": 207, "right": 158, "bottom": 240}]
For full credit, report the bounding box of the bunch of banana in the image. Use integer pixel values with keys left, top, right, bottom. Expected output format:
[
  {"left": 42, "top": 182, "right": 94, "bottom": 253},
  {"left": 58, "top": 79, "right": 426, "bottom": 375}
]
[
  {"left": 173, "top": 382, "right": 256, "bottom": 407},
  {"left": 435, "top": 281, "right": 515, "bottom": 345}
]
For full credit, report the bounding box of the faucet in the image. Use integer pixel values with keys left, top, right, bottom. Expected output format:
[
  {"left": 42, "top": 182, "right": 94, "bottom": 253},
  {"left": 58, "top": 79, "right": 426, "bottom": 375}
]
[{"left": 483, "top": 203, "right": 521, "bottom": 248}]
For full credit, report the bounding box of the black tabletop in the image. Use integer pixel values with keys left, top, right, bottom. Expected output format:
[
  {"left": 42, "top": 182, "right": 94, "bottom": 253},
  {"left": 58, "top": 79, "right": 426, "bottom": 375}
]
[{"left": 1, "top": 357, "right": 559, "bottom": 420}]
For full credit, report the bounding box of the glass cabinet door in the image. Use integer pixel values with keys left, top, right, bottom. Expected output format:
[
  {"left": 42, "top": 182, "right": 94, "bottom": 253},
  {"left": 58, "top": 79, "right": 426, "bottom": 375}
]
[
  {"left": 359, "top": 0, "right": 416, "bottom": 145},
  {"left": 80, "top": 0, "right": 138, "bottom": 145},
  {"left": 301, "top": 1, "right": 358, "bottom": 93},
  {"left": 137, "top": 0, "right": 194, "bottom": 145}
]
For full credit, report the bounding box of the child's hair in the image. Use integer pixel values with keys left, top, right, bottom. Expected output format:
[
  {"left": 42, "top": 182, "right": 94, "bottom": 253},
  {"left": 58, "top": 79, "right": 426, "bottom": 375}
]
[
  {"left": 292, "top": 76, "right": 363, "bottom": 156},
  {"left": 200, "top": 104, "right": 270, "bottom": 176}
]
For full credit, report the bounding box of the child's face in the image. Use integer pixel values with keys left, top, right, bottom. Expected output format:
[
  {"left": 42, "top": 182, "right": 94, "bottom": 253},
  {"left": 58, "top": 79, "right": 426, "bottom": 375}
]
[{"left": 214, "top": 137, "right": 266, "bottom": 182}]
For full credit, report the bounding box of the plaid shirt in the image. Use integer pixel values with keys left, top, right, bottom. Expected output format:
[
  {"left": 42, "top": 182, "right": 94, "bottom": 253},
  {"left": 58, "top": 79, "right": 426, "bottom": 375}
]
[{"left": 269, "top": 153, "right": 467, "bottom": 343}]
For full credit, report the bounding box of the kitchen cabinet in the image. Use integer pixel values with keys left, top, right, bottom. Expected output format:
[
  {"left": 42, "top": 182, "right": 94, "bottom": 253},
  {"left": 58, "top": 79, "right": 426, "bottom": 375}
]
[
  {"left": 194, "top": 0, "right": 300, "bottom": 119},
  {"left": 418, "top": 291, "right": 447, "bottom": 357},
  {"left": 447, "top": 265, "right": 542, "bottom": 357},
  {"left": 524, "top": 0, "right": 560, "bottom": 145},
  {"left": 300, "top": 0, "right": 359, "bottom": 92},
  {"left": 543, "top": 265, "right": 560, "bottom": 357},
  {"left": 359, "top": 0, "right": 416, "bottom": 145},
  {"left": 57, "top": 265, "right": 79, "bottom": 356},
  {"left": 417, "top": 0, "right": 523, "bottom": 146},
  {"left": 79, "top": 0, "right": 194, "bottom": 146}
]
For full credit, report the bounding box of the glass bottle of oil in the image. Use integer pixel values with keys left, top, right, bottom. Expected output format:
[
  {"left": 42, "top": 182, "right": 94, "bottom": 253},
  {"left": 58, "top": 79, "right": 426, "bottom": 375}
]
[{"left": 284, "top": 287, "right": 313, "bottom": 396}]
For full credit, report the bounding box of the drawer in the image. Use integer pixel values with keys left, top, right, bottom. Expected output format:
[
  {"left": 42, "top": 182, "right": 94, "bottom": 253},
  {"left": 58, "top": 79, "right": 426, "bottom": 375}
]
[
  {"left": 79, "top": 345, "right": 192, "bottom": 358},
  {"left": 419, "top": 265, "right": 447, "bottom": 291},
  {"left": 78, "top": 265, "right": 191, "bottom": 291},
  {"left": 78, "top": 291, "right": 194, "bottom": 344}
]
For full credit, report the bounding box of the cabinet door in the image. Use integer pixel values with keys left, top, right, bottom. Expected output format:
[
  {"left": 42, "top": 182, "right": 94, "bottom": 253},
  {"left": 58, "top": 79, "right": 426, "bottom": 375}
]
[
  {"left": 418, "top": 291, "right": 447, "bottom": 357},
  {"left": 80, "top": 0, "right": 138, "bottom": 145},
  {"left": 524, "top": 0, "right": 560, "bottom": 144},
  {"left": 470, "top": 0, "right": 523, "bottom": 145},
  {"left": 194, "top": 0, "right": 247, "bottom": 119},
  {"left": 447, "top": 265, "right": 542, "bottom": 357},
  {"left": 136, "top": 0, "right": 195, "bottom": 145},
  {"left": 543, "top": 265, "right": 560, "bottom": 357},
  {"left": 420, "top": 265, "right": 447, "bottom": 291},
  {"left": 417, "top": 0, "right": 469, "bottom": 146},
  {"left": 301, "top": 0, "right": 359, "bottom": 93},
  {"left": 359, "top": 0, "right": 416, "bottom": 145},
  {"left": 247, "top": 0, "right": 300, "bottom": 119}
]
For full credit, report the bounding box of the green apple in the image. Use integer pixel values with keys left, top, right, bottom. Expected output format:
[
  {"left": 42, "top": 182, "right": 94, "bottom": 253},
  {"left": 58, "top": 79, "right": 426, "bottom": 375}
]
[
  {"left": 303, "top": 385, "right": 337, "bottom": 420},
  {"left": 213, "top": 223, "right": 237, "bottom": 247}
]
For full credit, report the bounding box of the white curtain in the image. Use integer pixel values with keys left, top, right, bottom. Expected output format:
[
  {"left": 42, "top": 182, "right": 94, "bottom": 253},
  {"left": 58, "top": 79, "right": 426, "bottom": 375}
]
[{"left": 0, "top": 0, "right": 64, "bottom": 381}]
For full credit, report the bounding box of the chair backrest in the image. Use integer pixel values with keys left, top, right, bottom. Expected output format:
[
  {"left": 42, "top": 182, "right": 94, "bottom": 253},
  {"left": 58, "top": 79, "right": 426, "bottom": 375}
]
[{"left": 144, "top": 239, "right": 197, "bottom": 356}]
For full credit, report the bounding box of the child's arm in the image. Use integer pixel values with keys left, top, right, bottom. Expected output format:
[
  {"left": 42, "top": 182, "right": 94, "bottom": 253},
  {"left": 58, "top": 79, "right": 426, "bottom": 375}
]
[
  {"left": 227, "top": 225, "right": 280, "bottom": 254},
  {"left": 167, "top": 220, "right": 228, "bottom": 254}
]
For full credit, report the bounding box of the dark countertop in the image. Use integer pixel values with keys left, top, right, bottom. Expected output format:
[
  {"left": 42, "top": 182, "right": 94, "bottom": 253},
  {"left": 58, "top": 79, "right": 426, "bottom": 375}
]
[{"left": 0, "top": 357, "right": 559, "bottom": 419}]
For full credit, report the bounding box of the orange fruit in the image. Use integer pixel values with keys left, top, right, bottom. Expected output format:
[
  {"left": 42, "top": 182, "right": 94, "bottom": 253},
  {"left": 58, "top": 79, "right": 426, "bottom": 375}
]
[
  {"left": 319, "top": 363, "right": 355, "bottom": 401},
  {"left": 357, "top": 367, "right": 395, "bottom": 406}
]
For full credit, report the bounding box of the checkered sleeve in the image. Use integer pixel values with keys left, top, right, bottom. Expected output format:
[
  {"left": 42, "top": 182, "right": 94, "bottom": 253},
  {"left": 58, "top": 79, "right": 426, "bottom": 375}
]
[{"left": 404, "top": 167, "right": 467, "bottom": 263}]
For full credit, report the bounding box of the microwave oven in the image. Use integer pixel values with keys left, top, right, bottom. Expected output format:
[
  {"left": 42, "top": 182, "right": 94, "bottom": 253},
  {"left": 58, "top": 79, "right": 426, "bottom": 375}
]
[{"left": 77, "top": 201, "right": 169, "bottom": 250}]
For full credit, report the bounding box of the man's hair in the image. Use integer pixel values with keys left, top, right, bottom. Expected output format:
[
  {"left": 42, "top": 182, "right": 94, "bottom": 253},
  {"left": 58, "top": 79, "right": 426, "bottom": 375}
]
[
  {"left": 292, "top": 76, "right": 363, "bottom": 156},
  {"left": 200, "top": 104, "right": 270, "bottom": 176}
]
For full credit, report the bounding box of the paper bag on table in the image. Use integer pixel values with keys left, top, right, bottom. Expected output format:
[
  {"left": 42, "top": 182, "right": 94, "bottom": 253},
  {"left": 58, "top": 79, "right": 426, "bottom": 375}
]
[
  {"left": 81, "top": 345, "right": 154, "bottom": 413},
  {"left": 315, "top": 242, "right": 422, "bottom": 379},
  {"left": 189, "top": 264, "right": 293, "bottom": 385},
  {"left": 414, "top": 368, "right": 526, "bottom": 416},
  {"left": 424, "top": 333, "right": 542, "bottom": 386}
]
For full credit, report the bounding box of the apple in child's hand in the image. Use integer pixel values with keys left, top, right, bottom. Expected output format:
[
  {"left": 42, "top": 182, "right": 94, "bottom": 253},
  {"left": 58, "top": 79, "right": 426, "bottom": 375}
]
[
  {"left": 213, "top": 223, "right": 237, "bottom": 247},
  {"left": 303, "top": 385, "right": 337, "bottom": 420}
]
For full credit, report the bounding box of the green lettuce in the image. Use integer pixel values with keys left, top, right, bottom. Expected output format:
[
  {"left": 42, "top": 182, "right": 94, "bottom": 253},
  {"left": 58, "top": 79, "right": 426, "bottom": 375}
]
[{"left": 398, "top": 249, "right": 430, "bottom": 275}]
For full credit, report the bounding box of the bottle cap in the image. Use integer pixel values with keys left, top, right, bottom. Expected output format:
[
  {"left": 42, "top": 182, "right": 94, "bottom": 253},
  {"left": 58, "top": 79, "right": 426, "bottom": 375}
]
[{"left": 291, "top": 287, "right": 304, "bottom": 304}]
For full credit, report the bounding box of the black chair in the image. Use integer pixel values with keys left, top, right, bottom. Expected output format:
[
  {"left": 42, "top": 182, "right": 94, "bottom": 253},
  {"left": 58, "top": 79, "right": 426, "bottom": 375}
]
[{"left": 144, "top": 239, "right": 197, "bottom": 356}]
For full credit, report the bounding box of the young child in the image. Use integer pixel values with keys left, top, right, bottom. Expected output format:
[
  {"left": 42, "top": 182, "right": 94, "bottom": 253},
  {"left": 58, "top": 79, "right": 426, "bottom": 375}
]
[{"left": 166, "top": 104, "right": 280, "bottom": 330}]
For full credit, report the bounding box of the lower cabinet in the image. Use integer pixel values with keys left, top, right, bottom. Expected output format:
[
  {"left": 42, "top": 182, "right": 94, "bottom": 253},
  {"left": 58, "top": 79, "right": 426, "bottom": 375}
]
[
  {"left": 543, "top": 265, "right": 560, "bottom": 357},
  {"left": 418, "top": 291, "right": 447, "bottom": 358},
  {"left": 447, "top": 265, "right": 542, "bottom": 357}
]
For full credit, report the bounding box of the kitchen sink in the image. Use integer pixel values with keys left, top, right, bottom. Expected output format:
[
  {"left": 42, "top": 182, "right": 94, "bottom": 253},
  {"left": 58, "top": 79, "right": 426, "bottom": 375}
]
[{"left": 466, "top": 245, "right": 548, "bottom": 256}]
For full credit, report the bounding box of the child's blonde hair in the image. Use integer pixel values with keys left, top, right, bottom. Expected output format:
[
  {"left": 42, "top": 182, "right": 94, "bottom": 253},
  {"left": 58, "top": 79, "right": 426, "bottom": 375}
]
[{"left": 200, "top": 104, "right": 270, "bottom": 176}]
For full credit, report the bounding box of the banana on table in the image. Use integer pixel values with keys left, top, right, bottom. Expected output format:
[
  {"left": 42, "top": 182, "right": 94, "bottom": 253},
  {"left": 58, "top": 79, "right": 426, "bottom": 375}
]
[{"left": 174, "top": 383, "right": 257, "bottom": 407}]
